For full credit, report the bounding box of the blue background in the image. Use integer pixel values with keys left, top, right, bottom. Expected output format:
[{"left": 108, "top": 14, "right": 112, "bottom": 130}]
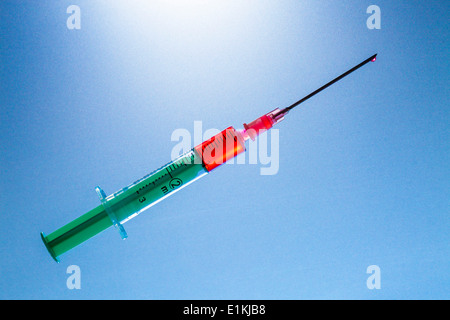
[{"left": 1, "top": 1, "right": 448, "bottom": 299}]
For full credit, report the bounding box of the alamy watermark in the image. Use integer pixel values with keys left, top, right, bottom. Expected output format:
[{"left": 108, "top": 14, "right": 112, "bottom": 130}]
[
  {"left": 366, "top": 265, "right": 381, "bottom": 290},
  {"left": 171, "top": 121, "right": 280, "bottom": 176},
  {"left": 367, "top": 5, "right": 381, "bottom": 30},
  {"left": 66, "top": 5, "right": 81, "bottom": 30},
  {"left": 66, "top": 265, "right": 81, "bottom": 289}
]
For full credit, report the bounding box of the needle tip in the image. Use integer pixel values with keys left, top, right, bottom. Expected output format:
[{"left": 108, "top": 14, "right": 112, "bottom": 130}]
[{"left": 371, "top": 54, "right": 378, "bottom": 62}]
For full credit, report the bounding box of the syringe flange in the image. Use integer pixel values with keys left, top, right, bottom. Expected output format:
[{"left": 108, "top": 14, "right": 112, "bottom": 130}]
[{"left": 95, "top": 186, "right": 128, "bottom": 240}]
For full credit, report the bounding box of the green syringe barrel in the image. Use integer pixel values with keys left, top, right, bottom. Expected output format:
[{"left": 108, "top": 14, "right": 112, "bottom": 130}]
[
  {"left": 41, "top": 149, "right": 208, "bottom": 262},
  {"left": 41, "top": 122, "right": 276, "bottom": 262}
]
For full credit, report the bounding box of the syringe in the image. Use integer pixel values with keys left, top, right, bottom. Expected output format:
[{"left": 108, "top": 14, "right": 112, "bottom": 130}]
[{"left": 41, "top": 54, "right": 377, "bottom": 262}]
